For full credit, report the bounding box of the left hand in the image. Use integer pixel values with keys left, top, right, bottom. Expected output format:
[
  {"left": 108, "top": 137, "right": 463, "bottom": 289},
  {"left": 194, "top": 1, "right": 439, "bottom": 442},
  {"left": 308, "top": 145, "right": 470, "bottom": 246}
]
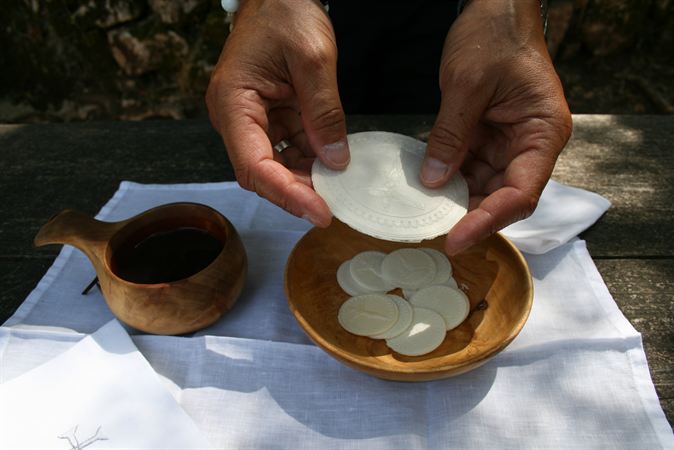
[{"left": 420, "top": 0, "right": 573, "bottom": 255}]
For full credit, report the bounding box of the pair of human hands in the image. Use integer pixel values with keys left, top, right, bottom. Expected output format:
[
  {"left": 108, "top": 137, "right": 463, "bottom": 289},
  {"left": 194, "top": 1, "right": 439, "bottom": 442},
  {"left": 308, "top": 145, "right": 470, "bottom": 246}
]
[{"left": 206, "top": 0, "right": 572, "bottom": 255}]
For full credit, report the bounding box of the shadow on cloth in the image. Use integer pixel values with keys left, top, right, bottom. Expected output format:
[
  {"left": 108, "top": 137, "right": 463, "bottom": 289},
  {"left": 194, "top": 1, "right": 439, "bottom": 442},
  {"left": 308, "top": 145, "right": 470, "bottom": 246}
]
[{"left": 140, "top": 335, "right": 497, "bottom": 442}]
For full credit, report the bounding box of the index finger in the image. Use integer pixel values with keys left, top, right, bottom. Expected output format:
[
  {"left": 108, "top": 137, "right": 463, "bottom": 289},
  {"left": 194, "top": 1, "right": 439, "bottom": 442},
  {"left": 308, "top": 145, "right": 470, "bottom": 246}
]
[
  {"left": 444, "top": 147, "right": 556, "bottom": 255},
  {"left": 214, "top": 89, "right": 333, "bottom": 227}
]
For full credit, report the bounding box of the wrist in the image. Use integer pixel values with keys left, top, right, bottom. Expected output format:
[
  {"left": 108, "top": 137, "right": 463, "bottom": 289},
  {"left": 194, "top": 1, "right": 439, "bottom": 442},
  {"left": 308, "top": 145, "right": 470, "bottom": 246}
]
[
  {"left": 458, "top": 0, "right": 548, "bottom": 34},
  {"left": 224, "top": 0, "right": 329, "bottom": 31}
]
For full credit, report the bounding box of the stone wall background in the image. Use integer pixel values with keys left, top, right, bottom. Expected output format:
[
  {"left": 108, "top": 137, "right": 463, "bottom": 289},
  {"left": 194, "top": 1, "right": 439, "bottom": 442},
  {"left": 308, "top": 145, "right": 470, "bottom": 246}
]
[
  {"left": 1, "top": 0, "right": 227, "bottom": 121},
  {"left": 1, "top": 0, "right": 672, "bottom": 122}
]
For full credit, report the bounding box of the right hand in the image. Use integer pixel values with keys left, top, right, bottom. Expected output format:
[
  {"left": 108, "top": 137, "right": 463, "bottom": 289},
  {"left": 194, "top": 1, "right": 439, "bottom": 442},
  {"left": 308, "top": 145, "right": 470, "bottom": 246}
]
[{"left": 206, "top": 0, "right": 350, "bottom": 227}]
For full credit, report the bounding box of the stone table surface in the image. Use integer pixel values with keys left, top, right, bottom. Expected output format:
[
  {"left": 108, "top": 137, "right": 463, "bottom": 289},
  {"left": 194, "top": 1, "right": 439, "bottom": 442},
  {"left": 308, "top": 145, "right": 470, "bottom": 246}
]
[{"left": 0, "top": 115, "right": 672, "bottom": 425}]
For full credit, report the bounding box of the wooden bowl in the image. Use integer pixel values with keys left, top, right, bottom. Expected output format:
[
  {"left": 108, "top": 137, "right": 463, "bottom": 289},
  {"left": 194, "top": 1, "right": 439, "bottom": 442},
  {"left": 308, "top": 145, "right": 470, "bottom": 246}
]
[{"left": 284, "top": 219, "right": 532, "bottom": 381}]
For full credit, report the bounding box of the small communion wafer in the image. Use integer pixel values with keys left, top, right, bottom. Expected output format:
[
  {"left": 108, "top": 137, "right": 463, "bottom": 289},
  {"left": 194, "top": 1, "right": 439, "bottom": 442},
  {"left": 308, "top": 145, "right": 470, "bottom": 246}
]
[
  {"left": 370, "top": 295, "right": 414, "bottom": 339},
  {"left": 381, "top": 248, "right": 435, "bottom": 289},
  {"left": 349, "top": 251, "right": 393, "bottom": 292},
  {"left": 420, "top": 248, "right": 452, "bottom": 284},
  {"left": 402, "top": 276, "right": 460, "bottom": 300},
  {"left": 444, "top": 277, "right": 459, "bottom": 290},
  {"left": 336, "top": 260, "right": 369, "bottom": 296},
  {"left": 401, "top": 287, "right": 415, "bottom": 300},
  {"left": 338, "top": 294, "right": 399, "bottom": 336},
  {"left": 410, "top": 285, "right": 470, "bottom": 331},
  {"left": 386, "top": 307, "right": 446, "bottom": 356}
]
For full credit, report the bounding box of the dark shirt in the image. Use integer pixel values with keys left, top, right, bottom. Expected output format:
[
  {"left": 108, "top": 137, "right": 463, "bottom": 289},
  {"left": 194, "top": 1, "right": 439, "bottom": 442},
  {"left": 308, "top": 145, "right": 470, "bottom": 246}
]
[{"left": 330, "top": 1, "right": 459, "bottom": 114}]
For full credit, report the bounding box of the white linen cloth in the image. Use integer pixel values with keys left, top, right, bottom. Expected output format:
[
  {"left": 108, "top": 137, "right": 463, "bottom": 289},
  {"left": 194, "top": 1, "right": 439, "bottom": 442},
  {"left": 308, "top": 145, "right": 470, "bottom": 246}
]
[
  {"left": 0, "top": 320, "right": 211, "bottom": 449},
  {"left": 502, "top": 179, "right": 611, "bottom": 254},
  {"left": 2, "top": 180, "right": 672, "bottom": 449}
]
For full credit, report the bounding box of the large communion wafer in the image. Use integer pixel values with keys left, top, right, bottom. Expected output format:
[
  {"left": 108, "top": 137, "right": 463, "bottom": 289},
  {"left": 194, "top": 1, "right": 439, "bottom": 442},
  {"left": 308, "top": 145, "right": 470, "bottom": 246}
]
[{"left": 312, "top": 131, "right": 469, "bottom": 242}]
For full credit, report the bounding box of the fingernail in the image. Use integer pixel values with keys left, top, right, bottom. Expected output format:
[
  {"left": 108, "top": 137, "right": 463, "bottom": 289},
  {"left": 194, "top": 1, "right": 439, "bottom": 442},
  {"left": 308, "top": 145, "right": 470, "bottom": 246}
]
[
  {"left": 304, "top": 212, "right": 333, "bottom": 228},
  {"left": 302, "top": 214, "right": 320, "bottom": 227},
  {"left": 450, "top": 244, "right": 469, "bottom": 256},
  {"left": 321, "top": 140, "right": 350, "bottom": 168},
  {"left": 421, "top": 158, "right": 449, "bottom": 184},
  {"left": 303, "top": 213, "right": 334, "bottom": 228},
  {"left": 421, "top": 157, "right": 450, "bottom": 185},
  {"left": 445, "top": 235, "right": 473, "bottom": 256}
]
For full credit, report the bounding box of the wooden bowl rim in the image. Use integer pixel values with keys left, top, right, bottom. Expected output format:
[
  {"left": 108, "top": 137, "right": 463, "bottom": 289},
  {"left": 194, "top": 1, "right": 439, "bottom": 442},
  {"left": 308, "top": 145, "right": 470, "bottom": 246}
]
[
  {"left": 285, "top": 231, "right": 533, "bottom": 376},
  {"left": 104, "top": 202, "right": 241, "bottom": 288}
]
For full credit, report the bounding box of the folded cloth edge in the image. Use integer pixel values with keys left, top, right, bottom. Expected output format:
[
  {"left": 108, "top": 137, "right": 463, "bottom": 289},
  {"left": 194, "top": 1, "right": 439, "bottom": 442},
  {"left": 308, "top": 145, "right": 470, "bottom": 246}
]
[{"left": 502, "top": 179, "right": 611, "bottom": 254}]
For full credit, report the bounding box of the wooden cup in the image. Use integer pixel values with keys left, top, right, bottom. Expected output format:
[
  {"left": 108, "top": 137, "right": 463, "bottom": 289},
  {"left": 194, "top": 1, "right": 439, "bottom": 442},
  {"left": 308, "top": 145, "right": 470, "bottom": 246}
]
[{"left": 34, "top": 203, "right": 247, "bottom": 335}]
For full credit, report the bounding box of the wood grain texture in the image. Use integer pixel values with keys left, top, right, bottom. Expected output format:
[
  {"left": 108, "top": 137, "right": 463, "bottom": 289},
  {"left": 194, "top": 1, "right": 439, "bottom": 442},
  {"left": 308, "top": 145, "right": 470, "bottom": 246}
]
[
  {"left": 33, "top": 203, "right": 247, "bottom": 335},
  {"left": 553, "top": 115, "right": 674, "bottom": 258},
  {"left": 0, "top": 115, "right": 670, "bottom": 420},
  {"left": 285, "top": 219, "right": 532, "bottom": 381}
]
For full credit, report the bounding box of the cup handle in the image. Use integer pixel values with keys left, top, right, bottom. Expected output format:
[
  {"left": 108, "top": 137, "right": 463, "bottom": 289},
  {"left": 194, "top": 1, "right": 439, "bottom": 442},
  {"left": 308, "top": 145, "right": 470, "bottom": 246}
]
[{"left": 34, "top": 209, "right": 122, "bottom": 267}]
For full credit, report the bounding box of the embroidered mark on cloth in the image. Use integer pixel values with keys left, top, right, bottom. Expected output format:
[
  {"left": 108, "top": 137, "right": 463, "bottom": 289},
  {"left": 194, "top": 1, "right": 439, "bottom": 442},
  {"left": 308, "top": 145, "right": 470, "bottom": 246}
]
[{"left": 57, "top": 425, "right": 108, "bottom": 449}]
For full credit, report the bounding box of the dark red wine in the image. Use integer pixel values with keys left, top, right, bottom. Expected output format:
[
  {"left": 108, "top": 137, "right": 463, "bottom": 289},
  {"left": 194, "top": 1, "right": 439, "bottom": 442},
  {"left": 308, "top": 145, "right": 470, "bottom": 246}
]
[{"left": 111, "top": 227, "right": 223, "bottom": 284}]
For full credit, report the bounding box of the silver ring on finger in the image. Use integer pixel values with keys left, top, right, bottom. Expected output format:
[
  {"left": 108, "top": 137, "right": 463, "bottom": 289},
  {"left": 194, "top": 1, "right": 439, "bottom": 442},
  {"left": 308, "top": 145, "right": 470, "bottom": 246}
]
[{"left": 273, "top": 139, "right": 291, "bottom": 153}]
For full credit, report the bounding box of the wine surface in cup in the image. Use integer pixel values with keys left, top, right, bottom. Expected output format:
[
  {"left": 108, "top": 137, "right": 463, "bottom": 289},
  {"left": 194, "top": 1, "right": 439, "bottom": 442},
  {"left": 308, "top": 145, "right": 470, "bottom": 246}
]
[{"left": 112, "top": 227, "right": 223, "bottom": 284}]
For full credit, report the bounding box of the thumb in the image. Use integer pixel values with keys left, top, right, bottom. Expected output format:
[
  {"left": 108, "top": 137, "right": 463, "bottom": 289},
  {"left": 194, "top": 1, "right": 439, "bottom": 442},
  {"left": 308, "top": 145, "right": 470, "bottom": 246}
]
[
  {"left": 290, "top": 44, "right": 350, "bottom": 170},
  {"left": 421, "top": 82, "right": 489, "bottom": 188}
]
